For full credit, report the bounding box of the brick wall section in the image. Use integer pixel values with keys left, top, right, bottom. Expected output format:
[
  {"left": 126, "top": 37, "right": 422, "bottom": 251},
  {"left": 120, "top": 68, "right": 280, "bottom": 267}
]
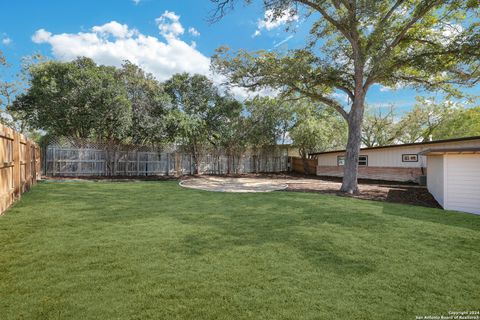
[{"left": 317, "top": 165, "right": 425, "bottom": 182}]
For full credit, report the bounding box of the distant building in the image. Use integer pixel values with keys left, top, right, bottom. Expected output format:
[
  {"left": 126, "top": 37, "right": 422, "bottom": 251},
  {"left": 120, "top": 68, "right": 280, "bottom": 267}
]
[
  {"left": 309, "top": 136, "right": 480, "bottom": 183},
  {"left": 309, "top": 136, "right": 480, "bottom": 214}
]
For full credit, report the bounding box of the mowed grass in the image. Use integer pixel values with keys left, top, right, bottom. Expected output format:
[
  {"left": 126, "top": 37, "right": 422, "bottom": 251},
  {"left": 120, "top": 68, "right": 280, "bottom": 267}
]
[{"left": 0, "top": 181, "right": 479, "bottom": 320}]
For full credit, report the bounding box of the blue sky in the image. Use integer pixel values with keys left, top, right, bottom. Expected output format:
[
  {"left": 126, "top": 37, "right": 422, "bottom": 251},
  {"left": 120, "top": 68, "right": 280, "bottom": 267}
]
[{"left": 1, "top": 0, "right": 478, "bottom": 114}]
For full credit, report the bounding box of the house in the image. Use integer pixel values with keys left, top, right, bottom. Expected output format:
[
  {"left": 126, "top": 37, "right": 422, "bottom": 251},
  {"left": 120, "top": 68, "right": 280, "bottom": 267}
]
[
  {"left": 309, "top": 136, "right": 480, "bottom": 183},
  {"left": 419, "top": 148, "right": 480, "bottom": 215}
]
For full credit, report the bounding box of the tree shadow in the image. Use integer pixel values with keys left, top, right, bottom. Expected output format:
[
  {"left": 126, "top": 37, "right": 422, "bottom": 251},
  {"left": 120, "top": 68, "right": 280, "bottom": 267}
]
[{"left": 380, "top": 200, "right": 480, "bottom": 232}]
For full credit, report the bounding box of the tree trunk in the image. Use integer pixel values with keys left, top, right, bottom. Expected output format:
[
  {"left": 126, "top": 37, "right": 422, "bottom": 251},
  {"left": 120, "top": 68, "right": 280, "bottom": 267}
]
[
  {"left": 226, "top": 149, "right": 231, "bottom": 175},
  {"left": 302, "top": 156, "right": 309, "bottom": 175},
  {"left": 299, "top": 147, "right": 309, "bottom": 175},
  {"left": 340, "top": 94, "right": 366, "bottom": 194},
  {"left": 192, "top": 145, "right": 199, "bottom": 175}
]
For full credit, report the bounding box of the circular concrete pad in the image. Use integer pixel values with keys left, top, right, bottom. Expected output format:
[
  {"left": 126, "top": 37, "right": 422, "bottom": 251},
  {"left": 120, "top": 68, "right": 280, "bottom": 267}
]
[{"left": 180, "top": 176, "right": 288, "bottom": 193}]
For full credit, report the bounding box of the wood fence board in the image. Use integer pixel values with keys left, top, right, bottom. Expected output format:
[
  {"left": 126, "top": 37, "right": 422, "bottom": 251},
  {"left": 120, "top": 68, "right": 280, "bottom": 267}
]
[
  {"left": 44, "top": 146, "right": 289, "bottom": 177},
  {"left": 0, "top": 124, "right": 40, "bottom": 215},
  {"left": 291, "top": 157, "right": 317, "bottom": 175}
]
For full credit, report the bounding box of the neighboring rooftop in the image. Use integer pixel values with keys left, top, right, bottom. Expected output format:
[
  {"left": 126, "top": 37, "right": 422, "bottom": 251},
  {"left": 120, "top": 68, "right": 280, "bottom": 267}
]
[
  {"left": 310, "top": 136, "right": 480, "bottom": 156},
  {"left": 419, "top": 147, "right": 480, "bottom": 155}
]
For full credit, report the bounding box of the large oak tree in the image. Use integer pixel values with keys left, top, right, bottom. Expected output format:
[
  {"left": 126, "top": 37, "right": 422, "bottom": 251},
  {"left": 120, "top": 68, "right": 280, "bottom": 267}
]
[{"left": 210, "top": 0, "right": 480, "bottom": 193}]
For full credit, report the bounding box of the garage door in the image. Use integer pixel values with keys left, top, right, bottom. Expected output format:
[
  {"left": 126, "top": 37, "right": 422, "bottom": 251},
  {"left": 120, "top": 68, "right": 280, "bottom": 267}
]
[{"left": 445, "top": 154, "right": 480, "bottom": 214}]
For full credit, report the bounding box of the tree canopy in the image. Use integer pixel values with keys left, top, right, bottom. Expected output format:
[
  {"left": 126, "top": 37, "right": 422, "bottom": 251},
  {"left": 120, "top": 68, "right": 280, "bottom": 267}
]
[
  {"left": 211, "top": 0, "right": 480, "bottom": 193},
  {"left": 12, "top": 57, "right": 132, "bottom": 142}
]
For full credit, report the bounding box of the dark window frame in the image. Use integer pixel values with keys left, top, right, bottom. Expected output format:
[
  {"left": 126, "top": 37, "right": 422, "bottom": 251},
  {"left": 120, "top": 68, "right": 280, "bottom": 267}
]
[
  {"left": 402, "top": 154, "right": 419, "bottom": 162},
  {"left": 337, "top": 155, "right": 368, "bottom": 166},
  {"left": 358, "top": 155, "right": 368, "bottom": 166}
]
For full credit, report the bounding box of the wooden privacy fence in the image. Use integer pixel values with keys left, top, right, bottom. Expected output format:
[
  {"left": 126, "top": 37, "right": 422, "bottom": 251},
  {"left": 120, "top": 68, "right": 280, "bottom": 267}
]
[
  {"left": 44, "top": 146, "right": 289, "bottom": 177},
  {"left": 291, "top": 157, "right": 318, "bottom": 175},
  {"left": 0, "top": 124, "right": 41, "bottom": 214}
]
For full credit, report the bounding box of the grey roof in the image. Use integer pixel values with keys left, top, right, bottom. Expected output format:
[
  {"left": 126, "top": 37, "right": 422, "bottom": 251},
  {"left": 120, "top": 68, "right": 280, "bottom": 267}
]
[
  {"left": 309, "top": 136, "right": 480, "bottom": 156},
  {"left": 419, "top": 147, "right": 480, "bottom": 155}
]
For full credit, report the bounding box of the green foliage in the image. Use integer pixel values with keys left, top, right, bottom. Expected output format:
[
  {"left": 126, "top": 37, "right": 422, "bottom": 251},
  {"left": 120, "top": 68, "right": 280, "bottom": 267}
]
[
  {"left": 1, "top": 181, "right": 479, "bottom": 319},
  {"left": 164, "top": 73, "right": 232, "bottom": 172},
  {"left": 210, "top": 95, "right": 247, "bottom": 155},
  {"left": 0, "top": 50, "right": 19, "bottom": 128},
  {"left": 244, "top": 96, "right": 294, "bottom": 148},
  {"left": 120, "top": 62, "right": 171, "bottom": 145},
  {"left": 361, "top": 105, "right": 398, "bottom": 147},
  {"left": 290, "top": 100, "right": 347, "bottom": 157},
  {"left": 212, "top": 0, "right": 480, "bottom": 108},
  {"left": 211, "top": 0, "right": 480, "bottom": 191},
  {"left": 361, "top": 98, "right": 479, "bottom": 145},
  {"left": 12, "top": 57, "right": 132, "bottom": 141},
  {"left": 432, "top": 106, "right": 480, "bottom": 139},
  {"left": 396, "top": 97, "right": 460, "bottom": 143}
]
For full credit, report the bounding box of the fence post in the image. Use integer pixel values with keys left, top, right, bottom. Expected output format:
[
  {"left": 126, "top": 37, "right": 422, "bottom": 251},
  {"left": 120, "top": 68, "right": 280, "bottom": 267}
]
[
  {"left": 12, "top": 132, "right": 21, "bottom": 198},
  {"left": 136, "top": 150, "right": 140, "bottom": 176},
  {"left": 175, "top": 153, "right": 181, "bottom": 177},
  {"left": 78, "top": 149, "right": 82, "bottom": 176},
  {"left": 52, "top": 147, "right": 56, "bottom": 176},
  {"left": 113, "top": 149, "right": 117, "bottom": 176},
  {"left": 190, "top": 154, "right": 194, "bottom": 175},
  {"left": 25, "top": 140, "right": 31, "bottom": 190},
  {"left": 166, "top": 153, "right": 170, "bottom": 176}
]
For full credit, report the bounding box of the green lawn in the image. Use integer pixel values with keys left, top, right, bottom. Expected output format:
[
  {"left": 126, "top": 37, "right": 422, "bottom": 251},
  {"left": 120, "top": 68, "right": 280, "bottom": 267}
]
[{"left": 1, "top": 181, "right": 479, "bottom": 320}]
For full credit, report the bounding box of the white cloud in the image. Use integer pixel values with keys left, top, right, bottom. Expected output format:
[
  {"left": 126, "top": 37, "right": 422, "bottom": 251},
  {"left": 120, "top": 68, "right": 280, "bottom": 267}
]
[
  {"left": 377, "top": 83, "right": 405, "bottom": 92},
  {"left": 132, "top": 0, "right": 140, "bottom": 4},
  {"left": 188, "top": 27, "right": 200, "bottom": 37},
  {"left": 331, "top": 91, "right": 350, "bottom": 105},
  {"left": 379, "top": 85, "right": 392, "bottom": 92},
  {"left": 92, "top": 21, "right": 136, "bottom": 38},
  {"left": 253, "top": 8, "right": 298, "bottom": 37},
  {"left": 2, "top": 37, "right": 12, "bottom": 45},
  {"left": 32, "top": 16, "right": 208, "bottom": 82},
  {"left": 31, "top": 13, "right": 276, "bottom": 101},
  {"left": 155, "top": 10, "right": 184, "bottom": 38},
  {"left": 32, "top": 29, "right": 52, "bottom": 43}
]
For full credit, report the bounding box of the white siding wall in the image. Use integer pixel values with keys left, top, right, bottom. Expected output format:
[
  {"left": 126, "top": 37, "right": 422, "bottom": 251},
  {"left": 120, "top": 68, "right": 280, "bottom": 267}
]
[
  {"left": 317, "top": 139, "right": 480, "bottom": 168},
  {"left": 426, "top": 155, "right": 444, "bottom": 207},
  {"left": 318, "top": 146, "right": 426, "bottom": 167},
  {"left": 444, "top": 154, "right": 480, "bottom": 214}
]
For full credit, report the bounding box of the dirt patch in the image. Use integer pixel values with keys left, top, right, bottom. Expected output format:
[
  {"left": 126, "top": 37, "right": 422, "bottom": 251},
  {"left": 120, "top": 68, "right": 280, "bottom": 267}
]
[
  {"left": 285, "top": 179, "right": 440, "bottom": 208},
  {"left": 180, "top": 176, "right": 288, "bottom": 193},
  {"left": 189, "top": 174, "right": 440, "bottom": 208}
]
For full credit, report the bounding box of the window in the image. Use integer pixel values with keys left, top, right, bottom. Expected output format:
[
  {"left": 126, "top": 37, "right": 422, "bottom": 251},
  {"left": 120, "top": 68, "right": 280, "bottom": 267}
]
[
  {"left": 337, "top": 155, "right": 368, "bottom": 166},
  {"left": 358, "top": 155, "right": 368, "bottom": 166},
  {"left": 402, "top": 154, "right": 418, "bottom": 162}
]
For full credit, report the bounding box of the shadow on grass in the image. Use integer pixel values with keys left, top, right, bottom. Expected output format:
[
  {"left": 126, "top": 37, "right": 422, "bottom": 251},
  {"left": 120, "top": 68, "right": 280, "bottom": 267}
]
[{"left": 380, "top": 199, "right": 480, "bottom": 232}]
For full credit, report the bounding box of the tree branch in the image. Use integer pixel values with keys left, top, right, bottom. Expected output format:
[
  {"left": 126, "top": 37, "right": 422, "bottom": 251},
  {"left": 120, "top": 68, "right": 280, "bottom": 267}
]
[
  {"left": 335, "top": 85, "right": 354, "bottom": 101},
  {"left": 289, "top": 83, "right": 349, "bottom": 120},
  {"left": 383, "top": 0, "right": 444, "bottom": 56},
  {"left": 296, "top": 0, "right": 354, "bottom": 44}
]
